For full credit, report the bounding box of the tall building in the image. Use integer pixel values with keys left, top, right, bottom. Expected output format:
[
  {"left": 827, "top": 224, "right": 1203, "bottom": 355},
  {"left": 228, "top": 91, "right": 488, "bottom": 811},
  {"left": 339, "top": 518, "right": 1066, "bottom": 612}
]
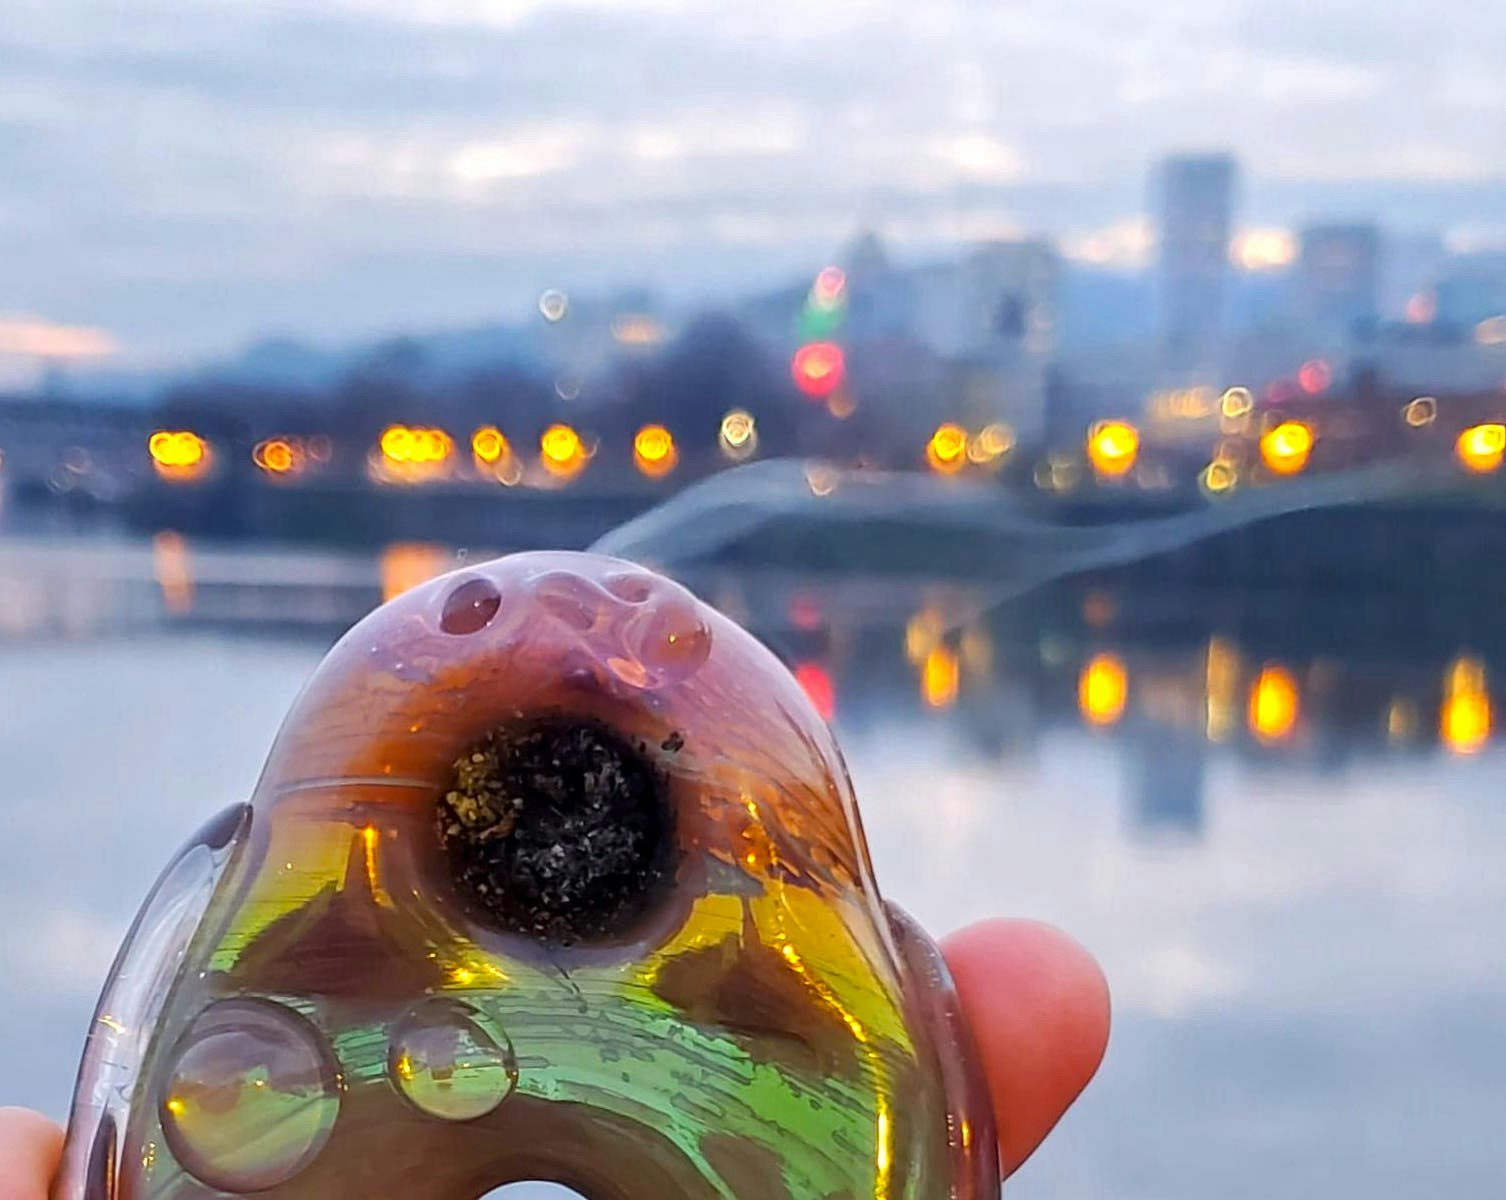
[
  {"left": 901, "top": 240, "right": 1061, "bottom": 443},
  {"left": 1155, "top": 153, "right": 1237, "bottom": 361},
  {"left": 908, "top": 239, "right": 1061, "bottom": 358},
  {"left": 963, "top": 239, "right": 1061, "bottom": 356},
  {"left": 1299, "top": 224, "right": 1381, "bottom": 342}
]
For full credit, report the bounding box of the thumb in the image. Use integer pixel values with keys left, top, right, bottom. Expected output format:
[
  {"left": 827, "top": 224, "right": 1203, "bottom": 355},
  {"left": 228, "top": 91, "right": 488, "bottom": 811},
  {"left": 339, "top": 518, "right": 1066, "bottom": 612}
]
[{"left": 941, "top": 919, "right": 1111, "bottom": 1178}]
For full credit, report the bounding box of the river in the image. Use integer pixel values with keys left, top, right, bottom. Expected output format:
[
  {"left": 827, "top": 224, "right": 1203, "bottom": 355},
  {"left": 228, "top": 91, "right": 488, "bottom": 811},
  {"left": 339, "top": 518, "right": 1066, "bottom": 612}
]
[{"left": 0, "top": 535, "right": 1501, "bottom": 1197}]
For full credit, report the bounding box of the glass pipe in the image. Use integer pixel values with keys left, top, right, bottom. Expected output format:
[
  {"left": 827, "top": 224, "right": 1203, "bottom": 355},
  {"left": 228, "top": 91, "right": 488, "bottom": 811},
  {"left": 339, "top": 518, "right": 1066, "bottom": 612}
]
[{"left": 53, "top": 552, "right": 999, "bottom": 1199}]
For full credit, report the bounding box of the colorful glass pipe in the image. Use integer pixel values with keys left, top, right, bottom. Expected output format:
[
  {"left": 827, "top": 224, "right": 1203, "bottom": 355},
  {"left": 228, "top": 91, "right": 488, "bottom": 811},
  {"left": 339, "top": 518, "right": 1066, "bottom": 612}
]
[{"left": 53, "top": 552, "right": 998, "bottom": 1200}]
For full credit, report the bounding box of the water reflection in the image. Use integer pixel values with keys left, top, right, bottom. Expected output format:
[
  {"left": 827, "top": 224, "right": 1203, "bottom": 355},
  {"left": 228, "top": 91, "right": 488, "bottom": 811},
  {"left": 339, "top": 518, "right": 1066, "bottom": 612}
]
[
  {"left": 1247, "top": 664, "right": 1300, "bottom": 745},
  {"left": 1441, "top": 656, "right": 1492, "bottom": 755},
  {"left": 151, "top": 531, "right": 194, "bottom": 615},
  {"left": 379, "top": 542, "right": 452, "bottom": 603},
  {"left": 753, "top": 578, "right": 1504, "bottom": 799},
  {"left": 1078, "top": 652, "right": 1128, "bottom": 727}
]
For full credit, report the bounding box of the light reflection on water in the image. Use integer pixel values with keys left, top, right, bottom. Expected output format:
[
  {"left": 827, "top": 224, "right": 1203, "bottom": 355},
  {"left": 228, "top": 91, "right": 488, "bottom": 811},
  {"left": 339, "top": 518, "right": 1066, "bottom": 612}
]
[{"left": 0, "top": 539, "right": 1502, "bottom": 1197}]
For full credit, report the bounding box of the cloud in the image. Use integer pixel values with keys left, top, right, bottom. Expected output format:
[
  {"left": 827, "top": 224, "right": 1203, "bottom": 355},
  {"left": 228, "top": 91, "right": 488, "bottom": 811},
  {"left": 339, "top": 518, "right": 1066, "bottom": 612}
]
[
  {"left": 927, "top": 133, "right": 1024, "bottom": 184},
  {"left": 1, "top": 0, "right": 1505, "bottom": 362},
  {"left": 0, "top": 316, "right": 117, "bottom": 359},
  {"left": 1066, "top": 217, "right": 1156, "bottom": 270},
  {"left": 447, "top": 126, "right": 595, "bottom": 185}
]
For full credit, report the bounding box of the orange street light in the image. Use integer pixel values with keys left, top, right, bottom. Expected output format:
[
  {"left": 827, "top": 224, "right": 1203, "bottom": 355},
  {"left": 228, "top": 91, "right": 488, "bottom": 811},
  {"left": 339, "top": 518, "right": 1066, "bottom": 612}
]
[
  {"left": 1259, "top": 420, "right": 1314, "bottom": 476},
  {"left": 1456, "top": 423, "right": 1506, "bottom": 474},
  {"left": 1086, "top": 420, "right": 1139, "bottom": 478},
  {"left": 927, "top": 423, "right": 969, "bottom": 475},
  {"left": 540, "top": 423, "right": 586, "bottom": 478},
  {"left": 633, "top": 424, "right": 677, "bottom": 478}
]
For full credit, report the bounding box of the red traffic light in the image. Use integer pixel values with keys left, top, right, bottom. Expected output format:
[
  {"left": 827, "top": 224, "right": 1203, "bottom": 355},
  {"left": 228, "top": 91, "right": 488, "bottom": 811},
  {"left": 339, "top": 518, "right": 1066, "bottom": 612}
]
[{"left": 791, "top": 341, "right": 846, "bottom": 399}]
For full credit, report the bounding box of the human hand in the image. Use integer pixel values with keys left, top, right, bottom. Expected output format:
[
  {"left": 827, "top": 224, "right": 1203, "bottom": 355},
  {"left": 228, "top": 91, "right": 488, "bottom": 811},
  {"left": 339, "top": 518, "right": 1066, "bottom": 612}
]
[{"left": 1, "top": 916, "right": 1107, "bottom": 1198}]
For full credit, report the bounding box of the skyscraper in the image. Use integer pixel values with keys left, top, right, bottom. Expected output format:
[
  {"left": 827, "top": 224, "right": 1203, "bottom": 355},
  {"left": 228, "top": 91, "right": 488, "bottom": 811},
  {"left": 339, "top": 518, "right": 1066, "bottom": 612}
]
[
  {"left": 1299, "top": 224, "right": 1381, "bottom": 342},
  {"left": 1155, "top": 153, "right": 1237, "bottom": 360}
]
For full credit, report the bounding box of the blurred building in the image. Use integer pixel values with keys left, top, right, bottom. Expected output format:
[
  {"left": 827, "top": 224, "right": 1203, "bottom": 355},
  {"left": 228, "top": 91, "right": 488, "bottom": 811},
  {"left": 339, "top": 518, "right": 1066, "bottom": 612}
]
[
  {"left": 1299, "top": 224, "right": 1381, "bottom": 343},
  {"left": 841, "top": 232, "right": 919, "bottom": 341},
  {"left": 738, "top": 232, "right": 1063, "bottom": 448},
  {"left": 1382, "top": 231, "right": 1448, "bottom": 319},
  {"left": 1367, "top": 336, "right": 1506, "bottom": 394},
  {"left": 910, "top": 240, "right": 1061, "bottom": 443},
  {"left": 1155, "top": 154, "right": 1237, "bottom": 363},
  {"left": 910, "top": 240, "right": 1060, "bottom": 358},
  {"left": 1433, "top": 252, "right": 1506, "bottom": 330},
  {"left": 963, "top": 239, "right": 1059, "bottom": 358}
]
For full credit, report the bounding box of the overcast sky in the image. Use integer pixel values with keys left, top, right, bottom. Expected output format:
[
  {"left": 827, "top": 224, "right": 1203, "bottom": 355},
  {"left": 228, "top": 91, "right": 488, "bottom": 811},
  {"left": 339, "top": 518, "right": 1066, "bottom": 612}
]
[{"left": 4, "top": 0, "right": 1506, "bottom": 371}]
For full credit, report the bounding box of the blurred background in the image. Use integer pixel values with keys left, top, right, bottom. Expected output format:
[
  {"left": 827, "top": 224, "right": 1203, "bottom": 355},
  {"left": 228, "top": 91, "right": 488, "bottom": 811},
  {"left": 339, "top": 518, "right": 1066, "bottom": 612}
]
[{"left": 2, "top": 0, "right": 1505, "bottom": 1196}]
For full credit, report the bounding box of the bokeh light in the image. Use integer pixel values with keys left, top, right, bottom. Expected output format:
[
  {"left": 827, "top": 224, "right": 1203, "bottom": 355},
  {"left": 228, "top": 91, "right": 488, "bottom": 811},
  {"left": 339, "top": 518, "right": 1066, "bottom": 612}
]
[
  {"left": 791, "top": 342, "right": 846, "bottom": 399},
  {"left": 470, "top": 426, "right": 509, "bottom": 465},
  {"left": 1220, "top": 387, "right": 1254, "bottom": 419},
  {"left": 804, "top": 462, "right": 839, "bottom": 497},
  {"left": 926, "top": 423, "right": 969, "bottom": 475},
  {"left": 540, "top": 423, "right": 586, "bottom": 478},
  {"left": 795, "top": 662, "right": 835, "bottom": 722},
  {"left": 921, "top": 645, "right": 960, "bottom": 709},
  {"left": 811, "top": 266, "right": 847, "bottom": 309},
  {"left": 1259, "top": 420, "right": 1314, "bottom": 476},
  {"left": 1456, "top": 423, "right": 1506, "bottom": 474},
  {"left": 149, "top": 430, "right": 211, "bottom": 481},
  {"left": 826, "top": 390, "right": 857, "bottom": 420},
  {"left": 633, "top": 424, "right": 677, "bottom": 478},
  {"left": 380, "top": 426, "right": 453, "bottom": 466},
  {"left": 252, "top": 438, "right": 306, "bottom": 478},
  {"left": 1201, "top": 459, "right": 1238, "bottom": 496},
  {"left": 967, "top": 422, "right": 1015, "bottom": 466},
  {"left": 1297, "top": 359, "right": 1332, "bottom": 395},
  {"left": 1078, "top": 653, "right": 1129, "bottom": 727},
  {"left": 1441, "top": 656, "right": 1492, "bottom": 755},
  {"left": 1403, "top": 396, "right": 1438, "bottom": 428},
  {"left": 801, "top": 267, "right": 849, "bottom": 338},
  {"left": 373, "top": 426, "right": 454, "bottom": 485},
  {"left": 1086, "top": 420, "right": 1140, "bottom": 478},
  {"left": 1249, "top": 665, "right": 1300, "bottom": 743},
  {"left": 1034, "top": 455, "right": 1081, "bottom": 493},
  {"left": 718, "top": 410, "right": 758, "bottom": 461}
]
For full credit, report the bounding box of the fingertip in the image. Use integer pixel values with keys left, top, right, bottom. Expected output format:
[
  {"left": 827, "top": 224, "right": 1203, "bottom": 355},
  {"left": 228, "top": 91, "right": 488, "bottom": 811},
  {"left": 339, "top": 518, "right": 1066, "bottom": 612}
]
[
  {"left": 941, "top": 918, "right": 1110, "bottom": 1177},
  {"left": 0, "top": 1107, "right": 64, "bottom": 1200}
]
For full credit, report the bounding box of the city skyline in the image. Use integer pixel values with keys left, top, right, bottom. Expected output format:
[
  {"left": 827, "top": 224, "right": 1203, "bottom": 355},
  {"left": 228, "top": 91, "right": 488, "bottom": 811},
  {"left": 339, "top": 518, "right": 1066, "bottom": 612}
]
[{"left": 5, "top": 0, "right": 1506, "bottom": 376}]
